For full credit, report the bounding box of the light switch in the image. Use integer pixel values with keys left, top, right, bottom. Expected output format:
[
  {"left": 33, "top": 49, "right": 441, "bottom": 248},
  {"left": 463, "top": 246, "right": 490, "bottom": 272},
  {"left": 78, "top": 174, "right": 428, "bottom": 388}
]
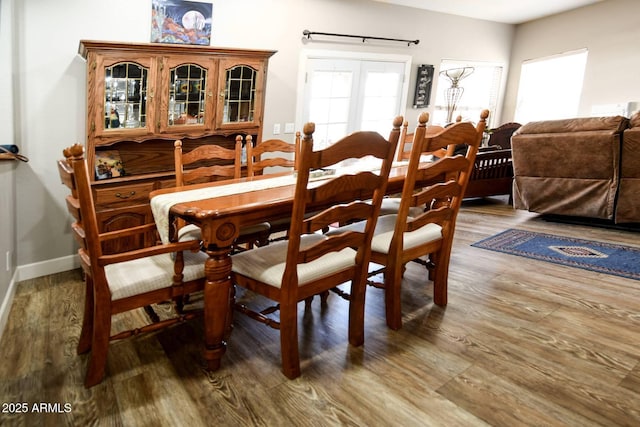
[
  {"left": 284, "top": 122, "right": 295, "bottom": 134},
  {"left": 273, "top": 123, "right": 281, "bottom": 134}
]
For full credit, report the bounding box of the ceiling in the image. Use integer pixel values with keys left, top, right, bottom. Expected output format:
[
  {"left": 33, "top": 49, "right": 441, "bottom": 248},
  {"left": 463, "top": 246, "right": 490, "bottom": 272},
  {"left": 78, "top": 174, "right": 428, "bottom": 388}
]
[{"left": 370, "top": 0, "right": 604, "bottom": 24}]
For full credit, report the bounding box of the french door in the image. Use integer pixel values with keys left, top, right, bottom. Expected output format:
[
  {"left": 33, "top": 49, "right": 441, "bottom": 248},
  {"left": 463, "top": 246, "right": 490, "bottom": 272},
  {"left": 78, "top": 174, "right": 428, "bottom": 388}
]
[{"left": 300, "top": 55, "right": 409, "bottom": 150}]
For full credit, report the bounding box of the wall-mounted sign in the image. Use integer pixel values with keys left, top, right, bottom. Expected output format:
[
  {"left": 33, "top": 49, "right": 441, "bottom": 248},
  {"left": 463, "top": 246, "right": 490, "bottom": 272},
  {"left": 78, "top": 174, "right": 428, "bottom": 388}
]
[{"left": 413, "top": 64, "right": 434, "bottom": 109}]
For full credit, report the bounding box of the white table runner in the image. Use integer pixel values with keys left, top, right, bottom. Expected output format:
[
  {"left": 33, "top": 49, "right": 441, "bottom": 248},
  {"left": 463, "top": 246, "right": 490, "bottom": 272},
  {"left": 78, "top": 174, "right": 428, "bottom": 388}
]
[
  {"left": 151, "top": 174, "right": 297, "bottom": 244},
  {"left": 150, "top": 158, "right": 407, "bottom": 244}
]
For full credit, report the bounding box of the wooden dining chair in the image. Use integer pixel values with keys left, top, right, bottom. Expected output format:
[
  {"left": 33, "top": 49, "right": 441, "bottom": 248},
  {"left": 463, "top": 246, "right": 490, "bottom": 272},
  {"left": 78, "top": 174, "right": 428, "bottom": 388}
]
[
  {"left": 396, "top": 119, "right": 414, "bottom": 162},
  {"left": 246, "top": 134, "right": 299, "bottom": 176},
  {"left": 174, "top": 137, "right": 271, "bottom": 248},
  {"left": 175, "top": 137, "right": 242, "bottom": 185},
  {"left": 382, "top": 113, "right": 445, "bottom": 216},
  {"left": 230, "top": 117, "right": 401, "bottom": 379},
  {"left": 395, "top": 116, "right": 446, "bottom": 162},
  {"left": 245, "top": 134, "right": 299, "bottom": 240},
  {"left": 334, "top": 110, "right": 488, "bottom": 330},
  {"left": 58, "top": 144, "right": 207, "bottom": 387}
]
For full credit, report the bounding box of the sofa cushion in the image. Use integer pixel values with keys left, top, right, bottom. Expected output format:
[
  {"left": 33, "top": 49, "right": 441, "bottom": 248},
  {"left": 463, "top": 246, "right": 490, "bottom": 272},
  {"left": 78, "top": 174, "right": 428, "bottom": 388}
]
[
  {"left": 514, "top": 116, "right": 629, "bottom": 135},
  {"left": 512, "top": 127, "right": 621, "bottom": 180}
]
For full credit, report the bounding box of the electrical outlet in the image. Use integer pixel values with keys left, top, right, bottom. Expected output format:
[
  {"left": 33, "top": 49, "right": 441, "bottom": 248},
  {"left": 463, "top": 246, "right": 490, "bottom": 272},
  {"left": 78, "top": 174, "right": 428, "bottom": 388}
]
[
  {"left": 284, "top": 122, "right": 295, "bottom": 134},
  {"left": 273, "top": 123, "right": 281, "bottom": 134},
  {"left": 5, "top": 251, "right": 11, "bottom": 272}
]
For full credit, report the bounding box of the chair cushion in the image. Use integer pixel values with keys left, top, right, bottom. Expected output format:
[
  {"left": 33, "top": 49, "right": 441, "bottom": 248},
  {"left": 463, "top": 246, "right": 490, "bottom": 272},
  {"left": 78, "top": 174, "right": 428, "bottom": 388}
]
[
  {"left": 231, "top": 233, "right": 357, "bottom": 287},
  {"left": 371, "top": 215, "right": 442, "bottom": 254},
  {"left": 330, "top": 214, "right": 442, "bottom": 255},
  {"left": 105, "top": 250, "right": 207, "bottom": 300},
  {"left": 178, "top": 224, "right": 202, "bottom": 242},
  {"left": 379, "top": 198, "right": 425, "bottom": 217}
]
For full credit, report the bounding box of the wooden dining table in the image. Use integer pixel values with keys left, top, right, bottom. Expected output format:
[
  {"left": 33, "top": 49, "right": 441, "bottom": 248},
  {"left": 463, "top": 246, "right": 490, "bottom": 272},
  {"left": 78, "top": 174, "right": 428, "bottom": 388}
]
[{"left": 149, "top": 161, "right": 417, "bottom": 372}]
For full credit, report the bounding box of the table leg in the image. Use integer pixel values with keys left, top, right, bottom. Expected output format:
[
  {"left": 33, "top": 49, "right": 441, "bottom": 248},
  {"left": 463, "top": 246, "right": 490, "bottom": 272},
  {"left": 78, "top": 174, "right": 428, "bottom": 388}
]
[{"left": 202, "top": 245, "right": 233, "bottom": 371}]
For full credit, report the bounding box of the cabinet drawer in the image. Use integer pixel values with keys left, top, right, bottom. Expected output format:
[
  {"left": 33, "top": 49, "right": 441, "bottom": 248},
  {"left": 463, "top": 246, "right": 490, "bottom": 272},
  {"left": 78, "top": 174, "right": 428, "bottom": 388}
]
[{"left": 94, "top": 182, "right": 155, "bottom": 207}]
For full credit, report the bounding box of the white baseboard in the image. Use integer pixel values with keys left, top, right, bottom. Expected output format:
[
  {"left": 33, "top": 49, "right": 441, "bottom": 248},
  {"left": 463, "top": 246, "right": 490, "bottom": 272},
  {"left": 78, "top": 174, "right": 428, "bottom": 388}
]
[
  {"left": 0, "top": 254, "right": 80, "bottom": 341},
  {"left": 0, "top": 269, "right": 18, "bottom": 341},
  {"left": 17, "top": 254, "right": 80, "bottom": 282}
]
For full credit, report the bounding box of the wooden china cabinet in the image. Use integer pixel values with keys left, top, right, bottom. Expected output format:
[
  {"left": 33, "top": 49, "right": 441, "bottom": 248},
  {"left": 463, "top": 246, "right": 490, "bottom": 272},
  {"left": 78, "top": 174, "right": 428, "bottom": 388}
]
[{"left": 78, "top": 40, "right": 276, "bottom": 253}]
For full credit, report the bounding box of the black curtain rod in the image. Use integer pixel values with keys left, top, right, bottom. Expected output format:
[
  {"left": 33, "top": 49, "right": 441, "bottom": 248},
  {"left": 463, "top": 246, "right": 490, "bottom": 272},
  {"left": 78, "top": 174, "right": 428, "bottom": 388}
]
[{"left": 303, "top": 30, "right": 419, "bottom": 46}]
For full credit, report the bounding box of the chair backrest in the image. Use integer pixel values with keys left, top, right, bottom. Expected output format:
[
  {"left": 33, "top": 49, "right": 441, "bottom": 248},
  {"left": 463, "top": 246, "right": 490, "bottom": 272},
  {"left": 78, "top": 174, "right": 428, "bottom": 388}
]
[
  {"left": 397, "top": 120, "right": 413, "bottom": 161},
  {"left": 174, "top": 137, "right": 242, "bottom": 186},
  {"left": 392, "top": 110, "right": 488, "bottom": 256},
  {"left": 246, "top": 134, "right": 299, "bottom": 176},
  {"left": 282, "top": 118, "right": 402, "bottom": 291},
  {"left": 57, "top": 144, "right": 105, "bottom": 277},
  {"left": 397, "top": 115, "right": 446, "bottom": 161}
]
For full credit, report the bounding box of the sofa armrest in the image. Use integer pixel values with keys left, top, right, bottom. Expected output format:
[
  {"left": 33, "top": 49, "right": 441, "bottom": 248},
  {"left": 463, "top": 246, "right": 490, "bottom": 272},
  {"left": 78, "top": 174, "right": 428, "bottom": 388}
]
[{"left": 617, "top": 126, "right": 640, "bottom": 223}]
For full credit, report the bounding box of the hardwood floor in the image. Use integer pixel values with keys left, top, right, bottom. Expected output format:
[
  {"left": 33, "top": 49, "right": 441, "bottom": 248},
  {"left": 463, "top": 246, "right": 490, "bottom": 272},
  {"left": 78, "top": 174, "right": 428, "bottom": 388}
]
[{"left": 1, "top": 198, "right": 639, "bottom": 426}]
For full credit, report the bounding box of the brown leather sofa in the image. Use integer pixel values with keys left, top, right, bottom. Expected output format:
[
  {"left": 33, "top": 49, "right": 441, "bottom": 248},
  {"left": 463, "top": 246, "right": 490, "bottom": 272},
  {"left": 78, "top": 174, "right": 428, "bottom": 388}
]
[
  {"left": 511, "top": 113, "right": 640, "bottom": 224},
  {"left": 617, "top": 113, "right": 640, "bottom": 222}
]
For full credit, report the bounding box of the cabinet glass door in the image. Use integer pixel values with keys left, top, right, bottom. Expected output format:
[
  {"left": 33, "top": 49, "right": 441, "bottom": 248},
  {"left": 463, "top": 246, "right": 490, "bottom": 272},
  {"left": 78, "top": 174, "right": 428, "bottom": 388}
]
[
  {"left": 215, "top": 58, "right": 266, "bottom": 130},
  {"left": 168, "top": 64, "right": 208, "bottom": 126},
  {"left": 104, "top": 62, "right": 148, "bottom": 130},
  {"left": 222, "top": 65, "right": 257, "bottom": 123}
]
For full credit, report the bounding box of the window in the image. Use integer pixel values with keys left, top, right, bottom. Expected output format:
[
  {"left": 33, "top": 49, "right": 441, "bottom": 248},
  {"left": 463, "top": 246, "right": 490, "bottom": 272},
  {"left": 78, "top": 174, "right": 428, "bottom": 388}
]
[
  {"left": 433, "top": 60, "right": 503, "bottom": 127},
  {"left": 299, "top": 52, "right": 410, "bottom": 150},
  {"left": 514, "top": 49, "right": 588, "bottom": 123}
]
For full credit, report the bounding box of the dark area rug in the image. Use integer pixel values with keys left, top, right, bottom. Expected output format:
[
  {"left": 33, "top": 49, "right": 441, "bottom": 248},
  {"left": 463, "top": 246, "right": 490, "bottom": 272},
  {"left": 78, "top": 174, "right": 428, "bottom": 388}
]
[{"left": 472, "top": 229, "right": 640, "bottom": 280}]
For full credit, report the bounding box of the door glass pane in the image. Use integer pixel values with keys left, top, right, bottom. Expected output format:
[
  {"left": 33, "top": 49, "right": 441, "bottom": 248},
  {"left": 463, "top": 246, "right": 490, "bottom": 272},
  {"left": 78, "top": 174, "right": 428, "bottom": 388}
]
[
  {"left": 328, "top": 98, "right": 350, "bottom": 123},
  {"left": 104, "top": 62, "right": 148, "bottom": 130},
  {"left": 360, "top": 71, "right": 401, "bottom": 135},
  {"left": 223, "top": 65, "right": 257, "bottom": 123},
  {"left": 309, "top": 98, "right": 330, "bottom": 123},
  {"left": 313, "top": 123, "right": 349, "bottom": 152},
  {"left": 307, "top": 70, "right": 353, "bottom": 150},
  {"left": 168, "top": 64, "right": 207, "bottom": 126}
]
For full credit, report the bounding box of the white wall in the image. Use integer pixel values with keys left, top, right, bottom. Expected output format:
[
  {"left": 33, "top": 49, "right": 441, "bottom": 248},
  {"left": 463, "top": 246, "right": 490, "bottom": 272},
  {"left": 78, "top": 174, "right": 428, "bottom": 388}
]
[
  {"left": 12, "top": 0, "right": 514, "bottom": 277},
  {"left": 0, "top": 0, "right": 19, "bottom": 337},
  {"left": 503, "top": 0, "right": 640, "bottom": 121}
]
